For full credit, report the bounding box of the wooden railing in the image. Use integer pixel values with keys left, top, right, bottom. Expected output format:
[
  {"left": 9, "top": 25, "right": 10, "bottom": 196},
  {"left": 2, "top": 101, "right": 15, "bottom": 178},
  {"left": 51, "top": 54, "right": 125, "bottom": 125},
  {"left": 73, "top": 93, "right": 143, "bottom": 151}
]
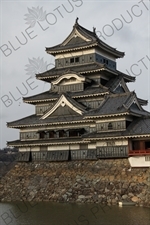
[{"left": 129, "top": 150, "right": 150, "bottom": 156}]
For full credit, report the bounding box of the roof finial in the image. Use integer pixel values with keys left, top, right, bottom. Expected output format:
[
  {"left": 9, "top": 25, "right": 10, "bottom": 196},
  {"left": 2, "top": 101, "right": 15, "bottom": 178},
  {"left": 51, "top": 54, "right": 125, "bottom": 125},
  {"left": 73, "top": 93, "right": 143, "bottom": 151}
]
[
  {"left": 93, "top": 27, "right": 96, "bottom": 34},
  {"left": 75, "top": 17, "right": 79, "bottom": 24}
]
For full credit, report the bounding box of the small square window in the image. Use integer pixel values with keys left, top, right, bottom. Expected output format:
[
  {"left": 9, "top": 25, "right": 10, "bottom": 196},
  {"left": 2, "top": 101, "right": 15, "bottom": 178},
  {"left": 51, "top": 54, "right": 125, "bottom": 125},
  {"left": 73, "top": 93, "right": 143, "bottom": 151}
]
[
  {"left": 103, "top": 58, "right": 108, "bottom": 64},
  {"left": 70, "top": 58, "right": 74, "bottom": 63},
  {"left": 75, "top": 57, "right": 79, "bottom": 63}
]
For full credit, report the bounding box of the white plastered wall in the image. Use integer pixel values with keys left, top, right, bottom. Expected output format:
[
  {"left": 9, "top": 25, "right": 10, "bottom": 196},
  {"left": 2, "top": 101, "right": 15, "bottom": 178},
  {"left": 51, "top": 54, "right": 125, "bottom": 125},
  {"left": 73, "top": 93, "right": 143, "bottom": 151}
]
[
  {"left": 88, "top": 143, "right": 96, "bottom": 149},
  {"left": 96, "top": 139, "right": 128, "bottom": 147},
  {"left": 19, "top": 147, "right": 40, "bottom": 152},
  {"left": 48, "top": 145, "right": 69, "bottom": 151}
]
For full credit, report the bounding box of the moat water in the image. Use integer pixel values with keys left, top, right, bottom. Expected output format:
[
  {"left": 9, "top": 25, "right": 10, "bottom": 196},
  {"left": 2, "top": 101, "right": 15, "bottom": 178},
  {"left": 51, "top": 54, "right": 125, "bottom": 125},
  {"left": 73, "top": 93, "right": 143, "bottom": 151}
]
[{"left": 0, "top": 202, "right": 150, "bottom": 225}]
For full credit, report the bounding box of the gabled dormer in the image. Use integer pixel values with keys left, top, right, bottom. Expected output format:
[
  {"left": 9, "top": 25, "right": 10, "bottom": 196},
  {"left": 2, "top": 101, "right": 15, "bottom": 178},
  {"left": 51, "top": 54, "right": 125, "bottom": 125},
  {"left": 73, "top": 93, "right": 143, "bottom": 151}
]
[
  {"left": 41, "top": 94, "right": 86, "bottom": 119},
  {"left": 51, "top": 72, "right": 91, "bottom": 93},
  {"left": 123, "top": 92, "right": 142, "bottom": 111}
]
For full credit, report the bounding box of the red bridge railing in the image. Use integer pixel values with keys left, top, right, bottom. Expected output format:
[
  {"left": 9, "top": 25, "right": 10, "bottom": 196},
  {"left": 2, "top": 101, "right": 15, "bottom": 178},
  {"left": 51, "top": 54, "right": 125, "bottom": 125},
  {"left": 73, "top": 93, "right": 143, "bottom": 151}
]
[{"left": 129, "top": 150, "right": 150, "bottom": 156}]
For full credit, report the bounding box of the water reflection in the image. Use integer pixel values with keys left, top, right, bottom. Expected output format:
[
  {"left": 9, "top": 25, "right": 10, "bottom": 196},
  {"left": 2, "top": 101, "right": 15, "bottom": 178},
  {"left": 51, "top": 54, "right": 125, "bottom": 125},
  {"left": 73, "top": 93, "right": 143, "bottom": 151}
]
[{"left": 0, "top": 202, "right": 150, "bottom": 225}]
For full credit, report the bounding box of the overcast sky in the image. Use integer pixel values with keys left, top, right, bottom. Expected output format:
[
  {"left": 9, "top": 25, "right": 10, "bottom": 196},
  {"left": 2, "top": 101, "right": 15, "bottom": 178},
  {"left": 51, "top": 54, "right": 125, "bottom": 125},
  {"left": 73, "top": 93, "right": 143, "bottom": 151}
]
[{"left": 0, "top": 0, "right": 150, "bottom": 149}]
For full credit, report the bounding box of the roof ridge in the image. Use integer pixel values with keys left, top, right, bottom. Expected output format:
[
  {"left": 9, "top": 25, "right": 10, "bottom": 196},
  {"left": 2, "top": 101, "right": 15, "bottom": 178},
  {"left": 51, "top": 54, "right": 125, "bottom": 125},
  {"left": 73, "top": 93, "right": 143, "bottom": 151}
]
[
  {"left": 77, "top": 23, "right": 97, "bottom": 39},
  {"left": 108, "top": 91, "right": 132, "bottom": 98},
  {"left": 64, "top": 93, "right": 87, "bottom": 111},
  {"left": 76, "top": 20, "right": 124, "bottom": 54}
]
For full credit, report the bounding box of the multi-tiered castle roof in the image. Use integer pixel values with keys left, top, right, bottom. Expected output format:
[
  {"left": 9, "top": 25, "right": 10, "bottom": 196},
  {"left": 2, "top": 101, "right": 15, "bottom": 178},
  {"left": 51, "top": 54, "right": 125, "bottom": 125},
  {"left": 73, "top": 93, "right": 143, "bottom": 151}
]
[{"left": 7, "top": 19, "right": 150, "bottom": 164}]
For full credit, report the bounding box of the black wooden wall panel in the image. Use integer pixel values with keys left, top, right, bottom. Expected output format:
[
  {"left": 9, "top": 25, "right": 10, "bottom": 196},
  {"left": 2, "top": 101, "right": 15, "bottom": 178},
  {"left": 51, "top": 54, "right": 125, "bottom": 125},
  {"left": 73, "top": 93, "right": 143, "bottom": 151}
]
[
  {"left": 97, "top": 146, "right": 128, "bottom": 158},
  {"left": 31, "top": 151, "right": 47, "bottom": 161},
  {"left": 17, "top": 152, "right": 30, "bottom": 162},
  {"left": 47, "top": 150, "right": 69, "bottom": 161},
  {"left": 71, "top": 149, "right": 97, "bottom": 160}
]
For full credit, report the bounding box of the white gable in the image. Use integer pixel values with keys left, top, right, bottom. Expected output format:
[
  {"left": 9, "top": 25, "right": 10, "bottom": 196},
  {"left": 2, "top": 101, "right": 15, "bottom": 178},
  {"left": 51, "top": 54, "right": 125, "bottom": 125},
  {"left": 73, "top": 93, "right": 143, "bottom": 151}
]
[
  {"left": 41, "top": 95, "right": 84, "bottom": 119},
  {"left": 52, "top": 73, "right": 85, "bottom": 85},
  {"left": 62, "top": 28, "right": 91, "bottom": 46}
]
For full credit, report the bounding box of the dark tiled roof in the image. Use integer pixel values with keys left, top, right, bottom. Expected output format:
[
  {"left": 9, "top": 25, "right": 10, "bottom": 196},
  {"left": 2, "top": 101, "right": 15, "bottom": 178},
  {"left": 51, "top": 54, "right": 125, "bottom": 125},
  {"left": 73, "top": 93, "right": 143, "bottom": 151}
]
[
  {"left": 85, "top": 92, "right": 131, "bottom": 117},
  {"left": 64, "top": 94, "right": 87, "bottom": 111},
  {"left": 105, "top": 74, "right": 135, "bottom": 91},
  {"left": 46, "top": 22, "right": 124, "bottom": 58},
  {"left": 23, "top": 90, "right": 150, "bottom": 119},
  {"left": 125, "top": 118, "right": 150, "bottom": 136},
  {"left": 36, "top": 63, "right": 105, "bottom": 79},
  {"left": 7, "top": 137, "right": 85, "bottom": 146},
  {"left": 116, "top": 71, "right": 135, "bottom": 82},
  {"left": 36, "top": 63, "right": 135, "bottom": 86},
  {"left": 84, "top": 92, "right": 150, "bottom": 118},
  {"left": 105, "top": 76, "right": 122, "bottom": 92},
  {"left": 129, "top": 108, "right": 150, "bottom": 117},
  {"left": 23, "top": 87, "right": 109, "bottom": 103},
  {"left": 9, "top": 93, "right": 90, "bottom": 128},
  {"left": 23, "top": 91, "right": 57, "bottom": 102},
  {"left": 46, "top": 41, "right": 97, "bottom": 53},
  {"left": 7, "top": 114, "right": 84, "bottom": 128},
  {"left": 41, "top": 93, "right": 87, "bottom": 117}
]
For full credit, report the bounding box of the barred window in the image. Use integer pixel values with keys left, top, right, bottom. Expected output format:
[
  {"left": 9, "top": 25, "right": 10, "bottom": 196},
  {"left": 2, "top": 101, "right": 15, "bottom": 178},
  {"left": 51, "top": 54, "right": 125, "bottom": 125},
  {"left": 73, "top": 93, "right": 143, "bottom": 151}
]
[{"left": 108, "top": 122, "right": 113, "bottom": 130}]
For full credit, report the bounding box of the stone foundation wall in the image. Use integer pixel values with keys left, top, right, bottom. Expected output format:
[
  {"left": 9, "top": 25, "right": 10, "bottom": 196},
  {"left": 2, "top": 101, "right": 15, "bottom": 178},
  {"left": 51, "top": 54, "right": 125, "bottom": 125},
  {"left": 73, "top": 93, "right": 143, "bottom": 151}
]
[{"left": 0, "top": 159, "right": 150, "bottom": 207}]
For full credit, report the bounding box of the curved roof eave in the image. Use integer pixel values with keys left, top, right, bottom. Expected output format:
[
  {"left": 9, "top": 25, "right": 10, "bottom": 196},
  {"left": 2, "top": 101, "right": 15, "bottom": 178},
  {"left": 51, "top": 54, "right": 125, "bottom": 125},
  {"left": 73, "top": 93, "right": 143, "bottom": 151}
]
[{"left": 46, "top": 21, "right": 125, "bottom": 58}]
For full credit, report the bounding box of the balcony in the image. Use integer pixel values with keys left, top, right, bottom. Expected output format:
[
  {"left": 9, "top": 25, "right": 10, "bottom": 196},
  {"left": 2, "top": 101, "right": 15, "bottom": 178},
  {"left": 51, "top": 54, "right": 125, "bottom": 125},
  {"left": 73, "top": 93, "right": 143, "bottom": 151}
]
[{"left": 129, "top": 149, "right": 150, "bottom": 156}]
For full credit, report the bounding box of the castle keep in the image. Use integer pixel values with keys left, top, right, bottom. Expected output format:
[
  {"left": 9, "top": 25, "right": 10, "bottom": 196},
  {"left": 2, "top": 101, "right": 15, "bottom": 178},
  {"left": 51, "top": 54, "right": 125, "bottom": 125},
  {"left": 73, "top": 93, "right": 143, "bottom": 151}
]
[{"left": 7, "top": 19, "right": 150, "bottom": 166}]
